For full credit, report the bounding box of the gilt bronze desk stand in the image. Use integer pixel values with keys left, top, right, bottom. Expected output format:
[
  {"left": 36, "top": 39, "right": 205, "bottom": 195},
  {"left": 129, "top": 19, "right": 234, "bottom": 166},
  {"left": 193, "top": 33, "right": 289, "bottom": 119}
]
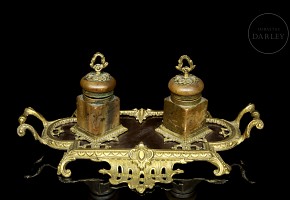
[{"left": 17, "top": 52, "right": 264, "bottom": 198}]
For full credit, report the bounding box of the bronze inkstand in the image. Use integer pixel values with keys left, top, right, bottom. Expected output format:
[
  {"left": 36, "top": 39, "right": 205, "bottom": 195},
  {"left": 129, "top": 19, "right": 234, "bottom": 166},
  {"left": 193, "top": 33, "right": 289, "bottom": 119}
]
[{"left": 17, "top": 51, "right": 264, "bottom": 195}]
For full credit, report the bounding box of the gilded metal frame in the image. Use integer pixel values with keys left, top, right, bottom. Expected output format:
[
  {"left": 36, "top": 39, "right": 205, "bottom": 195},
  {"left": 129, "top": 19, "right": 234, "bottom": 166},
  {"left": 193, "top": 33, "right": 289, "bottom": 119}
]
[{"left": 17, "top": 103, "right": 263, "bottom": 194}]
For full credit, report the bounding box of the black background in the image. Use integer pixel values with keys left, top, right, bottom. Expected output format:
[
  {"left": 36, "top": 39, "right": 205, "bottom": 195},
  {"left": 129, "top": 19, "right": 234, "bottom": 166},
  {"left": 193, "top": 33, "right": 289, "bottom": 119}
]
[{"left": 4, "top": 3, "right": 289, "bottom": 200}]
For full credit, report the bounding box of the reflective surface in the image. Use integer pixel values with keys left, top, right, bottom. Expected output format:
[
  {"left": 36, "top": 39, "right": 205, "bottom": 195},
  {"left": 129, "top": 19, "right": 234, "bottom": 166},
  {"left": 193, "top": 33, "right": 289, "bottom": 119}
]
[{"left": 22, "top": 148, "right": 255, "bottom": 200}]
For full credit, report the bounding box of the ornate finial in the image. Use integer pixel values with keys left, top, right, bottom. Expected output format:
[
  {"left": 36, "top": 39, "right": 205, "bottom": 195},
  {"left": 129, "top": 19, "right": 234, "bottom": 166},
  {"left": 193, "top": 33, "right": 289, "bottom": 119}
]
[
  {"left": 175, "top": 55, "right": 196, "bottom": 78},
  {"left": 89, "top": 52, "right": 109, "bottom": 75}
]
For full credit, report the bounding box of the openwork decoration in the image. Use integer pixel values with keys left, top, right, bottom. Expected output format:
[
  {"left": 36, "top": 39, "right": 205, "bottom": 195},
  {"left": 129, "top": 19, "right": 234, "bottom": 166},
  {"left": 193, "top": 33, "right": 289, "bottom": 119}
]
[
  {"left": 17, "top": 52, "right": 264, "bottom": 194},
  {"left": 120, "top": 108, "right": 163, "bottom": 123}
]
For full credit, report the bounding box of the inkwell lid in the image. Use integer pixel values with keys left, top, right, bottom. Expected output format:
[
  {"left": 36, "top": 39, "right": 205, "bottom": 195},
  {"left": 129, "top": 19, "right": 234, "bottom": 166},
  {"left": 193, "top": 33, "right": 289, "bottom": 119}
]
[
  {"left": 168, "top": 55, "right": 204, "bottom": 104},
  {"left": 80, "top": 52, "right": 116, "bottom": 99}
]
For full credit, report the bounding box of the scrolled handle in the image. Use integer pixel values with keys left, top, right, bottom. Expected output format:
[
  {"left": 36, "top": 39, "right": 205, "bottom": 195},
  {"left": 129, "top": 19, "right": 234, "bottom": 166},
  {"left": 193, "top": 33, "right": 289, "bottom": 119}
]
[
  {"left": 17, "top": 107, "right": 48, "bottom": 144},
  {"left": 233, "top": 103, "right": 264, "bottom": 145}
]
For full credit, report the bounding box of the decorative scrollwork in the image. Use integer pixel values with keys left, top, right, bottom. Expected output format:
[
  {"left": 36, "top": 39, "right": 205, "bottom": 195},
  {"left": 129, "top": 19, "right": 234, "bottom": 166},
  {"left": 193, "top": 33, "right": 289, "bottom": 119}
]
[
  {"left": 17, "top": 107, "right": 47, "bottom": 144},
  {"left": 232, "top": 103, "right": 264, "bottom": 145},
  {"left": 57, "top": 142, "right": 231, "bottom": 193},
  {"left": 121, "top": 108, "right": 163, "bottom": 123}
]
